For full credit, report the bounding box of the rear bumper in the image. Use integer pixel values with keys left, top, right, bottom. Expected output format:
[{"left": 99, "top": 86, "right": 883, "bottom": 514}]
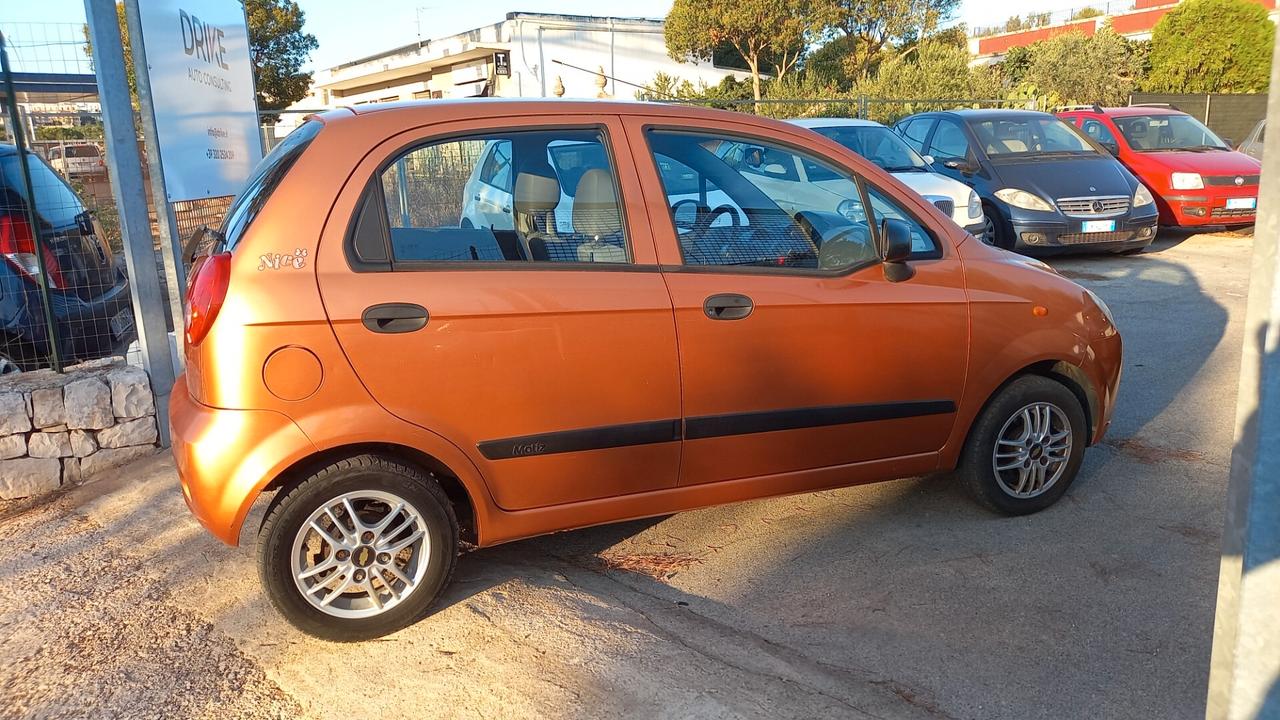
[
  {"left": 170, "top": 374, "right": 318, "bottom": 546},
  {"left": 53, "top": 269, "right": 136, "bottom": 361}
]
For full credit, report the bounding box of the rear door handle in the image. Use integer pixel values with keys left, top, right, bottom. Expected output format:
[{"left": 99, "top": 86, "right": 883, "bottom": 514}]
[
  {"left": 362, "top": 303, "right": 428, "bottom": 333},
  {"left": 703, "top": 293, "right": 753, "bottom": 321}
]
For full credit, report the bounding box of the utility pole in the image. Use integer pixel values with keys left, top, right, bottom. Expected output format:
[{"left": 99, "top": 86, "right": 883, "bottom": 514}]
[
  {"left": 1204, "top": 28, "right": 1280, "bottom": 720},
  {"left": 82, "top": 0, "right": 176, "bottom": 446}
]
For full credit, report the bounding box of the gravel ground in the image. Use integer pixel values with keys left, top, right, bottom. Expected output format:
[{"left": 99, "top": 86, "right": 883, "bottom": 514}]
[{"left": 0, "top": 230, "right": 1252, "bottom": 720}]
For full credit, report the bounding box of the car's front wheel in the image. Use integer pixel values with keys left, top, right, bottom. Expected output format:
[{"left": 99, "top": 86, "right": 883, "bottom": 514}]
[
  {"left": 957, "top": 375, "right": 1087, "bottom": 515},
  {"left": 257, "top": 454, "right": 459, "bottom": 642}
]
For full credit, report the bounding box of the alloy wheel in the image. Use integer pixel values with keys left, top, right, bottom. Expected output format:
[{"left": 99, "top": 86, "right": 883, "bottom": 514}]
[
  {"left": 992, "top": 402, "right": 1073, "bottom": 499},
  {"left": 290, "top": 490, "right": 430, "bottom": 618}
]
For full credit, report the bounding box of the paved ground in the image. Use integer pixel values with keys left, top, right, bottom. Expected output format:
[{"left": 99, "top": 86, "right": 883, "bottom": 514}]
[{"left": 0, "top": 230, "right": 1252, "bottom": 720}]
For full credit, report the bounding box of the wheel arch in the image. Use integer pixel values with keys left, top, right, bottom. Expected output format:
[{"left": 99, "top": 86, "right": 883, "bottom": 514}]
[
  {"left": 254, "top": 442, "right": 479, "bottom": 546},
  {"left": 947, "top": 359, "right": 1099, "bottom": 469}
]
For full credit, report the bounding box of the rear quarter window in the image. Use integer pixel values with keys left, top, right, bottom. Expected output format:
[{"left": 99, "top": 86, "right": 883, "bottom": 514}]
[{"left": 219, "top": 120, "right": 323, "bottom": 251}]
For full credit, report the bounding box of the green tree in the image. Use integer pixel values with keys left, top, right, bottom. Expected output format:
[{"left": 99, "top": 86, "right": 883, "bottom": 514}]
[
  {"left": 1143, "top": 0, "right": 1274, "bottom": 93},
  {"left": 814, "top": 0, "right": 961, "bottom": 82},
  {"left": 665, "top": 0, "right": 817, "bottom": 102},
  {"left": 1020, "top": 27, "right": 1143, "bottom": 106},
  {"left": 87, "top": 0, "right": 317, "bottom": 120},
  {"left": 245, "top": 0, "right": 318, "bottom": 119},
  {"left": 860, "top": 40, "right": 1001, "bottom": 122},
  {"left": 1069, "top": 7, "right": 1104, "bottom": 21}
]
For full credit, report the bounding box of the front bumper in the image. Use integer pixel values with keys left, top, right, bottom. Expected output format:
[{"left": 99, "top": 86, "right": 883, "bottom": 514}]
[
  {"left": 1162, "top": 192, "right": 1258, "bottom": 226},
  {"left": 170, "top": 374, "right": 318, "bottom": 546},
  {"left": 1010, "top": 211, "right": 1159, "bottom": 253}
]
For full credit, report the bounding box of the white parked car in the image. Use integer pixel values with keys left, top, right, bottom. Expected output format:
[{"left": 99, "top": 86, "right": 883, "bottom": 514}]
[
  {"left": 789, "top": 118, "right": 986, "bottom": 236},
  {"left": 47, "top": 143, "right": 105, "bottom": 177}
]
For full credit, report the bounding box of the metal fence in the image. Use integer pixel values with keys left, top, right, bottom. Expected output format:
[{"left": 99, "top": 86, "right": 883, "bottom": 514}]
[
  {"left": 1129, "top": 93, "right": 1269, "bottom": 149},
  {"left": 658, "top": 96, "right": 1043, "bottom": 124}
]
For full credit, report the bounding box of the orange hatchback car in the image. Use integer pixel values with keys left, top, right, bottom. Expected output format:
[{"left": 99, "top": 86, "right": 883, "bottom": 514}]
[{"left": 171, "top": 100, "right": 1121, "bottom": 641}]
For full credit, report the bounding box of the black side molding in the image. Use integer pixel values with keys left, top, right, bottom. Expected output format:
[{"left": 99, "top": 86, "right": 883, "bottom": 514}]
[
  {"left": 477, "top": 419, "right": 681, "bottom": 460},
  {"left": 476, "top": 400, "right": 956, "bottom": 461}
]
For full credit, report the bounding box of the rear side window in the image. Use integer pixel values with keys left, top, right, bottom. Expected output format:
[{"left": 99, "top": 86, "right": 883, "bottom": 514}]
[
  {"left": 219, "top": 120, "right": 322, "bottom": 251},
  {"left": 352, "top": 128, "right": 630, "bottom": 267},
  {"left": 898, "top": 119, "right": 933, "bottom": 152},
  {"left": 0, "top": 151, "right": 86, "bottom": 228}
]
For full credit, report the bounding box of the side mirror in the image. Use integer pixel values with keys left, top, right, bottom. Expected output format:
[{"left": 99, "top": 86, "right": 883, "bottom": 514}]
[
  {"left": 743, "top": 146, "right": 765, "bottom": 168},
  {"left": 922, "top": 154, "right": 935, "bottom": 165},
  {"left": 1100, "top": 141, "right": 1119, "bottom": 156},
  {"left": 1222, "top": 137, "right": 1235, "bottom": 148},
  {"left": 942, "top": 158, "right": 974, "bottom": 174},
  {"left": 881, "top": 218, "right": 915, "bottom": 283}
]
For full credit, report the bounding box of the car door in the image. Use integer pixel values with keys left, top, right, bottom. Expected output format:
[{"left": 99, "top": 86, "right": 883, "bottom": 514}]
[
  {"left": 318, "top": 117, "right": 682, "bottom": 511},
  {"left": 626, "top": 119, "right": 969, "bottom": 486}
]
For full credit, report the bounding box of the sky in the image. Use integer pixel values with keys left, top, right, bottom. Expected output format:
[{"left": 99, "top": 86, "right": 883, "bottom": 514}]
[{"left": 5, "top": 0, "right": 1100, "bottom": 72}]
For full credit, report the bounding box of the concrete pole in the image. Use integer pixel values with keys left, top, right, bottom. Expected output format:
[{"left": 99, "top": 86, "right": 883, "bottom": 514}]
[
  {"left": 1204, "top": 30, "right": 1280, "bottom": 720},
  {"left": 82, "top": 0, "right": 175, "bottom": 446},
  {"left": 120, "top": 0, "right": 187, "bottom": 370}
]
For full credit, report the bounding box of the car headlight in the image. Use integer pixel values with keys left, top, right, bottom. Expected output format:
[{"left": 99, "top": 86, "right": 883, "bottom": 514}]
[
  {"left": 994, "top": 188, "right": 1054, "bottom": 212},
  {"left": 837, "top": 199, "right": 865, "bottom": 222},
  {"left": 1171, "top": 172, "right": 1203, "bottom": 190},
  {"left": 1085, "top": 287, "right": 1116, "bottom": 329},
  {"left": 967, "top": 190, "right": 982, "bottom": 219},
  {"left": 1133, "top": 184, "right": 1155, "bottom": 207}
]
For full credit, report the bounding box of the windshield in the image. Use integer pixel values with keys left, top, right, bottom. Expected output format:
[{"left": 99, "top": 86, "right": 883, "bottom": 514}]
[
  {"left": 813, "top": 125, "right": 929, "bottom": 172},
  {"left": 1113, "top": 114, "right": 1230, "bottom": 151},
  {"left": 0, "top": 149, "right": 87, "bottom": 227},
  {"left": 971, "top": 116, "right": 1099, "bottom": 157}
]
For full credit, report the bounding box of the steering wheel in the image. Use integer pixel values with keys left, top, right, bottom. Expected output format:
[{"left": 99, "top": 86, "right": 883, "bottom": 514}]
[{"left": 694, "top": 203, "right": 742, "bottom": 236}]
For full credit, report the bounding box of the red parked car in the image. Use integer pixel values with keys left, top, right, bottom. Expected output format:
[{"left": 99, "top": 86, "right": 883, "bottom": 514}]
[{"left": 1058, "top": 106, "right": 1262, "bottom": 228}]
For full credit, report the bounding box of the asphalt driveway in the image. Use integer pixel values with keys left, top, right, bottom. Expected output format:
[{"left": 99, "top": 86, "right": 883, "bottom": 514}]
[{"left": 0, "top": 230, "right": 1251, "bottom": 720}]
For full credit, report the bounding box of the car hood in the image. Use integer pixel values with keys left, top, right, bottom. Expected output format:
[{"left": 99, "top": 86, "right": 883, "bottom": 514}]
[
  {"left": 991, "top": 155, "right": 1135, "bottom": 201},
  {"left": 891, "top": 171, "right": 972, "bottom": 203},
  {"left": 1131, "top": 149, "right": 1262, "bottom": 175}
]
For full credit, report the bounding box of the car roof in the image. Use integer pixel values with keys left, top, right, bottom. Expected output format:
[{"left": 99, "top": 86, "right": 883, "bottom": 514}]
[
  {"left": 1096, "top": 106, "right": 1186, "bottom": 117},
  {"left": 788, "top": 118, "right": 882, "bottom": 129},
  {"left": 938, "top": 109, "right": 1057, "bottom": 121}
]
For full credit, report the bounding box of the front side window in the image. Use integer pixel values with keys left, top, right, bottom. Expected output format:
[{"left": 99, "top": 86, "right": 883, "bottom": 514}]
[
  {"left": 1081, "top": 119, "right": 1119, "bottom": 147},
  {"left": 1113, "top": 114, "right": 1230, "bottom": 152},
  {"left": 364, "top": 128, "right": 629, "bottom": 265},
  {"left": 646, "top": 129, "right": 886, "bottom": 272},
  {"left": 971, "top": 117, "right": 1098, "bottom": 157},
  {"left": 928, "top": 120, "right": 971, "bottom": 162}
]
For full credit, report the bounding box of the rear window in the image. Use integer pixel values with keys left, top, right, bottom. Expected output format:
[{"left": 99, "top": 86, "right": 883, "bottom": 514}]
[
  {"left": 66, "top": 145, "right": 100, "bottom": 158},
  {"left": 218, "top": 120, "right": 322, "bottom": 251},
  {"left": 0, "top": 150, "right": 87, "bottom": 228}
]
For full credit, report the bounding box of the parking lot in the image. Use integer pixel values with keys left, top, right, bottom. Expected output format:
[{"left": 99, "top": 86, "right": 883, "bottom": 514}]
[{"left": 0, "top": 229, "right": 1251, "bottom": 719}]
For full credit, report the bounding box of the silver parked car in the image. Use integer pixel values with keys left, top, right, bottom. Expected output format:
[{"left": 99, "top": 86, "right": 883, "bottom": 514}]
[{"left": 1238, "top": 119, "right": 1265, "bottom": 162}]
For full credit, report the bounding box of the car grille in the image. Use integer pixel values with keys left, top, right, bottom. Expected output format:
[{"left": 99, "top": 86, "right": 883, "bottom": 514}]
[
  {"left": 1211, "top": 207, "right": 1255, "bottom": 218},
  {"left": 928, "top": 197, "right": 955, "bottom": 217},
  {"left": 1205, "top": 174, "right": 1260, "bottom": 187},
  {"left": 1055, "top": 196, "right": 1131, "bottom": 217},
  {"left": 1056, "top": 230, "right": 1138, "bottom": 245}
]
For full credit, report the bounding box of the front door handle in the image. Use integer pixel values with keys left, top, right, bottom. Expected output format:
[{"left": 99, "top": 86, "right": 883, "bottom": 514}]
[
  {"left": 362, "top": 303, "right": 428, "bottom": 333},
  {"left": 703, "top": 293, "right": 753, "bottom": 321}
]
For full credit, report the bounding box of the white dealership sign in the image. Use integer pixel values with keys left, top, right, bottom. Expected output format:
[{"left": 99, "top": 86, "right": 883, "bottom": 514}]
[{"left": 137, "top": 0, "right": 263, "bottom": 200}]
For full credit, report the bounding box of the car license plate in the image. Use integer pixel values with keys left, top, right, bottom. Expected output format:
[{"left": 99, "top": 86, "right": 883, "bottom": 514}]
[
  {"left": 1226, "top": 197, "right": 1256, "bottom": 210},
  {"left": 1081, "top": 219, "right": 1116, "bottom": 233},
  {"left": 109, "top": 308, "right": 135, "bottom": 338}
]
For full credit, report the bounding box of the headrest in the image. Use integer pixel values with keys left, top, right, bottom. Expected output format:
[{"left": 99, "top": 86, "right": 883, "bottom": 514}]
[
  {"left": 514, "top": 161, "right": 560, "bottom": 214},
  {"left": 572, "top": 168, "right": 622, "bottom": 237}
]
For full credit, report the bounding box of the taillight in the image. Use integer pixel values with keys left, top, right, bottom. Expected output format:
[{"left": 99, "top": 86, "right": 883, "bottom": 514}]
[
  {"left": 0, "top": 213, "right": 64, "bottom": 288},
  {"left": 184, "top": 251, "right": 231, "bottom": 345}
]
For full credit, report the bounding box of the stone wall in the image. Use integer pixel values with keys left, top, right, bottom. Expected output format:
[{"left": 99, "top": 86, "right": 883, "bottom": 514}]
[{"left": 0, "top": 358, "right": 158, "bottom": 500}]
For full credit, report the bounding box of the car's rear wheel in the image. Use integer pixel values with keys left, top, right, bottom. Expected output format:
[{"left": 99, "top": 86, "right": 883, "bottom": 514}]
[
  {"left": 957, "top": 375, "right": 1087, "bottom": 515},
  {"left": 257, "top": 454, "right": 458, "bottom": 642}
]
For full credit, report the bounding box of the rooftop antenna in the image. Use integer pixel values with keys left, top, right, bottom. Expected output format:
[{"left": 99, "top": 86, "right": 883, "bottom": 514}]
[{"left": 415, "top": 6, "right": 434, "bottom": 50}]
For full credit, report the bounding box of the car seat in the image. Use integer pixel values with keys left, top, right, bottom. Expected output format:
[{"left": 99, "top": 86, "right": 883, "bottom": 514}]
[
  {"left": 513, "top": 161, "right": 561, "bottom": 261},
  {"left": 571, "top": 168, "right": 627, "bottom": 263}
]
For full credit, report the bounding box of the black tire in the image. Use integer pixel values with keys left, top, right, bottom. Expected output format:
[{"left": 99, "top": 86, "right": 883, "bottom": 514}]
[
  {"left": 257, "top": 454, "right": 459, "bottom": 642},
  {"left": 981, "top": 203, "right": 1012, "bottom": 250},
  {"left": 956, "top": 375, "right": 1088, "bottom": 515}
]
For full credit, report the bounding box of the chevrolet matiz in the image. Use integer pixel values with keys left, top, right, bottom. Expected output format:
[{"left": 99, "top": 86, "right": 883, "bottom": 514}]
[{"left": 171, "top": 100, "right": 1122, "bottom": 641}]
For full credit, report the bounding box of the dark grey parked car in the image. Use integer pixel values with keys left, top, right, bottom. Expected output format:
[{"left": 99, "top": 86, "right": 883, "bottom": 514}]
[{"left": 895, "top": 109, "right": 1159, "bottom": 255}]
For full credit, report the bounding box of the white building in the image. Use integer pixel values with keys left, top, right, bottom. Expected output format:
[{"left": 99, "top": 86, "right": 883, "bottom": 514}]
[{"left": 279, "top": 12, "right": 745, "bottom": 131}]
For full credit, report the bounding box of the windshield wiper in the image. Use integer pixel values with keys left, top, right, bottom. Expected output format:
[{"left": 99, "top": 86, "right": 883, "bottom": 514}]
[{"left": 882, "top": 165, "right": 924, "bottom": 172}]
